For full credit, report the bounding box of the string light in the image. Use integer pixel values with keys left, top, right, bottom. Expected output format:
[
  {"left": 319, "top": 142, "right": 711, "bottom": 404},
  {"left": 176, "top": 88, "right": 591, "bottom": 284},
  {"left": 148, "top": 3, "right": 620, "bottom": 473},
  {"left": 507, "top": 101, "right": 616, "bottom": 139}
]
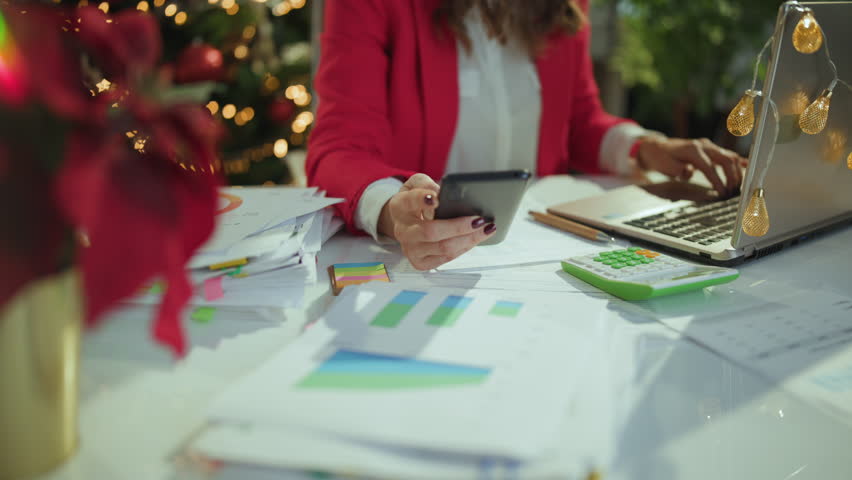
[
  {"left": 136, "top": 1, "right": 149, "bottom": 11},
  {"left": 792, "top": 11, "right": 823, "bottom": 54},
  {"left": 272, "top": 2, "right": 291, "bottom": 16},
  {"left": 273, "top": 139, "right": 288, "bottom": 158},
  {"left": 222, "top": 104, "right": 236, "bottom": 119},
  {"left": 297, "top": 111, "right": 314, "bottom": 124},
  {"left": 821, "top": 130, "right": 846, "bottom": 164},
  {"left": 728, "top": 4, "right": 852, "bottom": 236},
  {"left": 226, "top": 3, "right": 240, "bottom": 15},
  {"left": 242, "top": 25, "right": 257, "bottom": 40},
  {"left": 742, "top": 188, "right": 770, "bottom": 237},
  {"left": 95, "top": 78, "right": 111, "bottom": 92},
  {"left": 153, "top": 0, "right": 165, "bottom": 7},
  {"left": 285, "top": 84, "right": 306, "bottom": 100},
  {"left": 726, "top": 90, "right": 758, "bottom": 136},
  {"left": 221, "top": 0, "right": 234, "bottom": 8},
  {"left": 799, "top": 89, "right": 831, "bottom": 135},
  {"left": 174, "top": 11, "right": 187, "bottom": 25},
  {"left": 234, "top": 45, "right": 249, "bottom": 59},
  {"left": 263, "top": 74, "right": 280, "bottom": 92},
  {"left": 98, "top": 1, "right": 109, "bottom": 12},
  {"left": 294, "top": 91, "right": 311, "bottom": 106},
  {"left": 782, "top": 89, "right": 810, "bottom": 116},
  {"left": 206, "top": 101, "right": 219, "bottom": 115},
  {"left": 164, "top": 4, "right": 177, "bottom": 16},
  {"left": 290, "top": 0, "right": 306, "bottom": 8}
]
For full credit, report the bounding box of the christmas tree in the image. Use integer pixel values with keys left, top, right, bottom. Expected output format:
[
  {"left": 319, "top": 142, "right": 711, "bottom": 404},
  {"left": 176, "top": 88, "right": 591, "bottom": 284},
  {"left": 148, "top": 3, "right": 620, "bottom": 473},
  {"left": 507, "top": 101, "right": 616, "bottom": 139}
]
[{"left": 104, "top": 0, "right": 314, "bottom": 185}]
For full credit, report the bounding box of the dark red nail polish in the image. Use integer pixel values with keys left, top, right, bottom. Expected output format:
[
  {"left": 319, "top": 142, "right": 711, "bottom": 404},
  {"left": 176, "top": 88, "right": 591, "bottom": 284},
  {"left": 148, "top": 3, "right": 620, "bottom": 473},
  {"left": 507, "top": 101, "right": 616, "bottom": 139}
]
[
  {"left": 471, "top": 217, "right": 486, "bottom": 229},
  {"left": 424, "top": 194, "right": 435, "bottom": 206},
  {"left": 484, "top": 223, "right": 497, "bottom": 235}
]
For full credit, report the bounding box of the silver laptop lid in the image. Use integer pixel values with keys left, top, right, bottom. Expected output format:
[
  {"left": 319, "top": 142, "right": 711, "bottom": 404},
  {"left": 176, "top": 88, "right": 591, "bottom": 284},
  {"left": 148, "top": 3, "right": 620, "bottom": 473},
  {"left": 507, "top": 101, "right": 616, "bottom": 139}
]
[{"left": 734, "top": 1, "right": 852, "bottom": 250}]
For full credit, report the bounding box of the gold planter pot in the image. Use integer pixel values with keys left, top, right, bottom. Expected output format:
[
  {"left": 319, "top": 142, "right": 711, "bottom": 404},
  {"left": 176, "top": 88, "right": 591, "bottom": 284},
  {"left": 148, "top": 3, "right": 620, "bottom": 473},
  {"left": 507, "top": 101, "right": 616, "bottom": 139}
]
[{"left": 0, "top": 271, "right": 81, "bottom": 480}]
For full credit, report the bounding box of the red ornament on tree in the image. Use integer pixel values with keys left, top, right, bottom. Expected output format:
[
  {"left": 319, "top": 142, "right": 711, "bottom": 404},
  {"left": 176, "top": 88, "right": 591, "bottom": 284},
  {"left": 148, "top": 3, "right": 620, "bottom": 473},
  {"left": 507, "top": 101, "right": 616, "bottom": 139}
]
[
  {"left": 268, "top": 98, "right": 296, "bottom": 124},
  {"left": 173, "top": 44, "right": 225, "bottom": 84}
]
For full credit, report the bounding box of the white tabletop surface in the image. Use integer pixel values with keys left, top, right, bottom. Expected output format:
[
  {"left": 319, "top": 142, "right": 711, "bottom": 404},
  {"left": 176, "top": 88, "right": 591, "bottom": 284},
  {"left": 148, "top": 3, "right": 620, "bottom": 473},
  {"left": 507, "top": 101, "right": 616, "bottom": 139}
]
[{"left": 39, "top": 176, "right": 852, "bottom": 480}]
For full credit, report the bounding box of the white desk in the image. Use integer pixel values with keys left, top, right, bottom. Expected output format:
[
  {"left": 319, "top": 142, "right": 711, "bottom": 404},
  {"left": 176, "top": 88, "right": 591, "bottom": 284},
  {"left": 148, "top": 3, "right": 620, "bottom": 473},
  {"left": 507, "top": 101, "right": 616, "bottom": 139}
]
[{"left": 41, "top": 177, "right": 852, "bottom": 480}]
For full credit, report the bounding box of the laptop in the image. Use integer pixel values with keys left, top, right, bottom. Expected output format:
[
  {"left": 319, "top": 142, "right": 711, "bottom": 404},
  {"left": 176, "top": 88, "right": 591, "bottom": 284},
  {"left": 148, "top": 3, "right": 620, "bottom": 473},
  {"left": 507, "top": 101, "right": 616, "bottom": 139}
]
[{"left": 549, "top": 1, "right": 852, "bottom": 265}]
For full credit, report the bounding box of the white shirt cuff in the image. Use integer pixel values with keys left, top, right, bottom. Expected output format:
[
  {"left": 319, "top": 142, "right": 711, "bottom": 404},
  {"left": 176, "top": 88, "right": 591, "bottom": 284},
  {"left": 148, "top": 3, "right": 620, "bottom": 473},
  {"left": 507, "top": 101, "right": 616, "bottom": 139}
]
[
  {"left": 599, "top": 123, "right": 651, "bottom": 176},
  {"left": 354, "top": 177, "right": 404, "bottom": 242}
]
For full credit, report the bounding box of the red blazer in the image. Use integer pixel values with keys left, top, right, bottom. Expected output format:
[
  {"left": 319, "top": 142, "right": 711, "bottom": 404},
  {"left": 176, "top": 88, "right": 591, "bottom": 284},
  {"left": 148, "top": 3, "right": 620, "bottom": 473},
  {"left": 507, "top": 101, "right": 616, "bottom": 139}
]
[{"left": 306, "top": 0, "right": 632, "bottom": 232}]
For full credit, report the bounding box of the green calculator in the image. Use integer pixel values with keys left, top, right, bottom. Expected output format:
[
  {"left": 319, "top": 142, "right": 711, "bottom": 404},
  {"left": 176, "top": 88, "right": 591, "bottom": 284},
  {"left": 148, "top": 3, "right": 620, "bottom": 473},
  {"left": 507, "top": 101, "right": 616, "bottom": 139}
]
[{"left": 561, "top": 247, "right": 739, "bottom": 301}]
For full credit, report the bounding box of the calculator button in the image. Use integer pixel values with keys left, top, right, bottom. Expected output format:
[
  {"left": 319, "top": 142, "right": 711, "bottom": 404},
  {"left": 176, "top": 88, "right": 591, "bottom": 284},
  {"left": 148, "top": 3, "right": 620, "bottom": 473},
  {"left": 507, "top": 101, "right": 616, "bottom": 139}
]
[
  {"left": 626, "top": 260, "right": 640, "bottom": 266},
  {"left": 611, "top": 263, "right": 626, "bottom": 269},
  {"left": 628, "top": 247, "right": 642, "bottom": 252},
  {"left": 603, "top": 259, "right": 616, "bottom": 265},
  {"left": 593, "top": 257, "right": 604, "bottom": 262},
  {"left": 641, "top": 258, "right": 654, "bottom": 264}
]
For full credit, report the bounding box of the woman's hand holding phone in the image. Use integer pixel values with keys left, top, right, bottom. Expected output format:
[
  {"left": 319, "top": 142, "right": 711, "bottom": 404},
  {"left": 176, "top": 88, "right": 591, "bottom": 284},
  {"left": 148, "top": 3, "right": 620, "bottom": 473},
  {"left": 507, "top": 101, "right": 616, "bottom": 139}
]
[{"left": 377, "top": 174, "right": 496, "bottom": 271}]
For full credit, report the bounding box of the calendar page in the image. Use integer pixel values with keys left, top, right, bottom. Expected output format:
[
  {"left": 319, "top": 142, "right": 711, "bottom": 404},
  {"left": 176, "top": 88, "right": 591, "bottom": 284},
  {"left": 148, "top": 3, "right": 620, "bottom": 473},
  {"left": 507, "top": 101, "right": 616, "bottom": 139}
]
[{"left": 653, "top": 287, "right": 852, "bottom": 424}]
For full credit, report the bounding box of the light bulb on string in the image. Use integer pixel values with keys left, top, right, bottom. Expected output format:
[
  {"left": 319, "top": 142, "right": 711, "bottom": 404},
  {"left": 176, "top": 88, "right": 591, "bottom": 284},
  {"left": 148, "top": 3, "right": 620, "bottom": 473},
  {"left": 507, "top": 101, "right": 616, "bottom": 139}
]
[
  {"left": 742, "top": 188, "right": 770, "bottom": 237},
  {"left": 847, "top": 152, "right": 852, "bottom": 170},
  {"left": 799, "top": 89, "right": 832, "bottom": 135},
  {"left": 727, "top": 90, "right": 758, "bottom": 137},
  {"left": 821, "top": 129, "right": 847, "bottom": 164},
  {"left": 792, "top": 11, "right": 823, "bottom": 54}
]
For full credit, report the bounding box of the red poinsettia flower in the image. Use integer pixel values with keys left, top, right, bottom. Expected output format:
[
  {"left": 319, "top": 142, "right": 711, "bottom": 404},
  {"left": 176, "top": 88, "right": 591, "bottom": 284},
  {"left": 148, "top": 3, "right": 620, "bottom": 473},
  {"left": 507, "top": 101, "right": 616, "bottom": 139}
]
[{"left": 1, "top": 3, "right": 222, "bottom": 356}]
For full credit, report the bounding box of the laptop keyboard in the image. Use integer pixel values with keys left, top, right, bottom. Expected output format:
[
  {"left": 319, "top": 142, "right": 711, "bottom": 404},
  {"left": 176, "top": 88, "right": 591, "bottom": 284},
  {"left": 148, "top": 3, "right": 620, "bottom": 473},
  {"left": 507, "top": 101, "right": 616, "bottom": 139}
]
[{"left": 623, "top": 196, "right": 741, "bottom": 246}]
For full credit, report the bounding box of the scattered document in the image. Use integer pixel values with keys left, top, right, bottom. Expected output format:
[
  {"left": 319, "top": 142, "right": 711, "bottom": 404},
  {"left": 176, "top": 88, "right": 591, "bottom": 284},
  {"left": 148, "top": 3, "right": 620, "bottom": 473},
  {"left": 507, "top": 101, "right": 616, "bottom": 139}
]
[
  {"left": 202, "top": 283, "right": 610, "bottom": 460},
  {"left": 126, "top": 186, "right": 342, "bottom": 314},
  {"left": 647, "top": 284, "right": 852, "bottom": 425}
]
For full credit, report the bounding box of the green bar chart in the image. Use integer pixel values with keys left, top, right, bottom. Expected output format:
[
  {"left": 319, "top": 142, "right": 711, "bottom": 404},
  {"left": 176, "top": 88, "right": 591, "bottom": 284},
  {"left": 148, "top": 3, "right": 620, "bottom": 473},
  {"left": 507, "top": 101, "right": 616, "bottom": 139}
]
[
  {"left": 489, "top": 301, "right": 523, "bottom": 318},
  {"left": 370, "top": 290, "right": 427, "bottom": 328},
  {"left": 297, "top": 350, "right": 491, "bottom": 390},
  {"left": 427, "top": 296, "right": 473, "bottom": 327}
]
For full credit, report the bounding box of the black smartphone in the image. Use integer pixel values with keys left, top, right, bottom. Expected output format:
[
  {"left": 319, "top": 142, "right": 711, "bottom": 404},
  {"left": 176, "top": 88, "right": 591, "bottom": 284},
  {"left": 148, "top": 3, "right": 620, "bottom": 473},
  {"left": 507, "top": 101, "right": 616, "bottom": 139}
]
[{"left": 434, "top": 170, "right": 531, "bottom": 245}]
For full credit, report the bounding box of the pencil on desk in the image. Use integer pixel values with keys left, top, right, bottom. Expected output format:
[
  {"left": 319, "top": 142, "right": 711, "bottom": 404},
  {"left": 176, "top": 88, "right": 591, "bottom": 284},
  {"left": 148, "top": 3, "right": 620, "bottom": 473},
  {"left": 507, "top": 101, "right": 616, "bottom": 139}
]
[{"left": 529, "top": 211, "right": 615, "bottom": 243}]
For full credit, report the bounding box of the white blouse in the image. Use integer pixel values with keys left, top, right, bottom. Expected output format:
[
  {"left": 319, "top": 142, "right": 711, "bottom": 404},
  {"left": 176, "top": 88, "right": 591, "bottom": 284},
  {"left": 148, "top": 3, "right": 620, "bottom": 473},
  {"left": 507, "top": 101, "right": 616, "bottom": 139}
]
[{"left": 355, "top": 10, "right": 648, "bottom": 240}]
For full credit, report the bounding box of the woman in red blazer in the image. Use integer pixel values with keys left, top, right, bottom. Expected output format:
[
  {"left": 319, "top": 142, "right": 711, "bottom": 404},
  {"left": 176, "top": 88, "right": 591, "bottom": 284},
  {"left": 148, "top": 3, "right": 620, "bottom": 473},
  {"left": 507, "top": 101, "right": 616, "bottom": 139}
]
[{"left": 307, "top": 0, "right": 744, "bottom": 270}]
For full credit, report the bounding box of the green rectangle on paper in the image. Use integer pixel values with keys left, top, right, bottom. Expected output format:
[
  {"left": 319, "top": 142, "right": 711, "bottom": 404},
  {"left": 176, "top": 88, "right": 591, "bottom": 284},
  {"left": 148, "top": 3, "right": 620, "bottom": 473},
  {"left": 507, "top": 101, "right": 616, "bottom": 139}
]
[
  {"left": 191, "top": 307, "right": 216, "bottom": 323},
  {"left": 489, "top": 305, "right": 520, "bottom": 317},
  {"left": 371, "top": 303, "right": 413, "bottom": 328},
  {"left": 427, "top": 306, "right": 464, "bottom": 327},
  {"left": 297, "top": 372, "right": 487, "bottom": 390}
]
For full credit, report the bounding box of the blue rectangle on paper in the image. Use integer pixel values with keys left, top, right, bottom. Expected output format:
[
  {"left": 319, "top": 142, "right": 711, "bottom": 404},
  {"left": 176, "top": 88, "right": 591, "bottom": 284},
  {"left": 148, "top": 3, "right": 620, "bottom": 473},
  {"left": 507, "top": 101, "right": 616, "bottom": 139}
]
[
  {"left": 392, "top": 290, "right": 428, "bottom": 305},
  {"left": 441, "top": 295, "right": 473, "bottom": 309}
]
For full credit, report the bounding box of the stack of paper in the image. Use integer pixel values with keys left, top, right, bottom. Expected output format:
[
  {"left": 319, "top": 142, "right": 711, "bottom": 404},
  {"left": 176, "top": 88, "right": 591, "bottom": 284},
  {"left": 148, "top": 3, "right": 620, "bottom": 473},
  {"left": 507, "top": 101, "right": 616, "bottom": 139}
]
[
  {"left": 128, "top": 186, "right": 342, "bottom": 313},
  {"left": 190, "top": 282, "right": 611, "bottom": 478}
]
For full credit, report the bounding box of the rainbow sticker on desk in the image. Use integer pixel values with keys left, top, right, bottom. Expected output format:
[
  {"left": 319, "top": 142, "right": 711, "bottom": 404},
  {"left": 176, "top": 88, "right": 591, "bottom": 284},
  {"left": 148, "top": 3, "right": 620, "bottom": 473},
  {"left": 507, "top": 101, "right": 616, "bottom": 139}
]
[{"left": 329, "top": 262, "right": 390, "bottom": 295}]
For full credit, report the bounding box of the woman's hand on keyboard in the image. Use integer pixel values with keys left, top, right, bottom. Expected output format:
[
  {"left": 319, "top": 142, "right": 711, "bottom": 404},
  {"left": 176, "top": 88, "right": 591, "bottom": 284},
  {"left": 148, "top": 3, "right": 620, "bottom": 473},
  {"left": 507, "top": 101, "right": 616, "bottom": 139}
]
[{"left": 636, "top": 137, "right": 748, "bottom": 198}]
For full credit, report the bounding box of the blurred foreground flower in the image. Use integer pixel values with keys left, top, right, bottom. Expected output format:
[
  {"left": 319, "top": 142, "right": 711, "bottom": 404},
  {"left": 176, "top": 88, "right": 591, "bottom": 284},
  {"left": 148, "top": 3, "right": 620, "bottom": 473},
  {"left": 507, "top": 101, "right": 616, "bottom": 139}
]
[{"left": 0, "top": 3, "right": 223, "bottom": 356}]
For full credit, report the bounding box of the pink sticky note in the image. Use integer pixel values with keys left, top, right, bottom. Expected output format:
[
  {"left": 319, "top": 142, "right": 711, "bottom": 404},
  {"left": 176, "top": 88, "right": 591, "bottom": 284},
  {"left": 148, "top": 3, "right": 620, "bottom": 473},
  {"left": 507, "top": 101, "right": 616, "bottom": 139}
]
[{"left": 203, "top": 276, "right": 225, "bottom": 301}]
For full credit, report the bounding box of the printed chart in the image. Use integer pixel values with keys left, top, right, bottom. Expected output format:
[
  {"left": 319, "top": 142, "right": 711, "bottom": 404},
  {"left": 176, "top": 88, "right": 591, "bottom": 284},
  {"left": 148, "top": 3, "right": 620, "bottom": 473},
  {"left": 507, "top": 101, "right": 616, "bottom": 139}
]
[
  {"left": 297, "top": 349, "right": 491, "bottom": 390},
  {"left": 370, "top": 290, "right": 523, "bottom": 329},
  {"left": 207, "top": 283, "right": 608, "bottom": 458}
]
